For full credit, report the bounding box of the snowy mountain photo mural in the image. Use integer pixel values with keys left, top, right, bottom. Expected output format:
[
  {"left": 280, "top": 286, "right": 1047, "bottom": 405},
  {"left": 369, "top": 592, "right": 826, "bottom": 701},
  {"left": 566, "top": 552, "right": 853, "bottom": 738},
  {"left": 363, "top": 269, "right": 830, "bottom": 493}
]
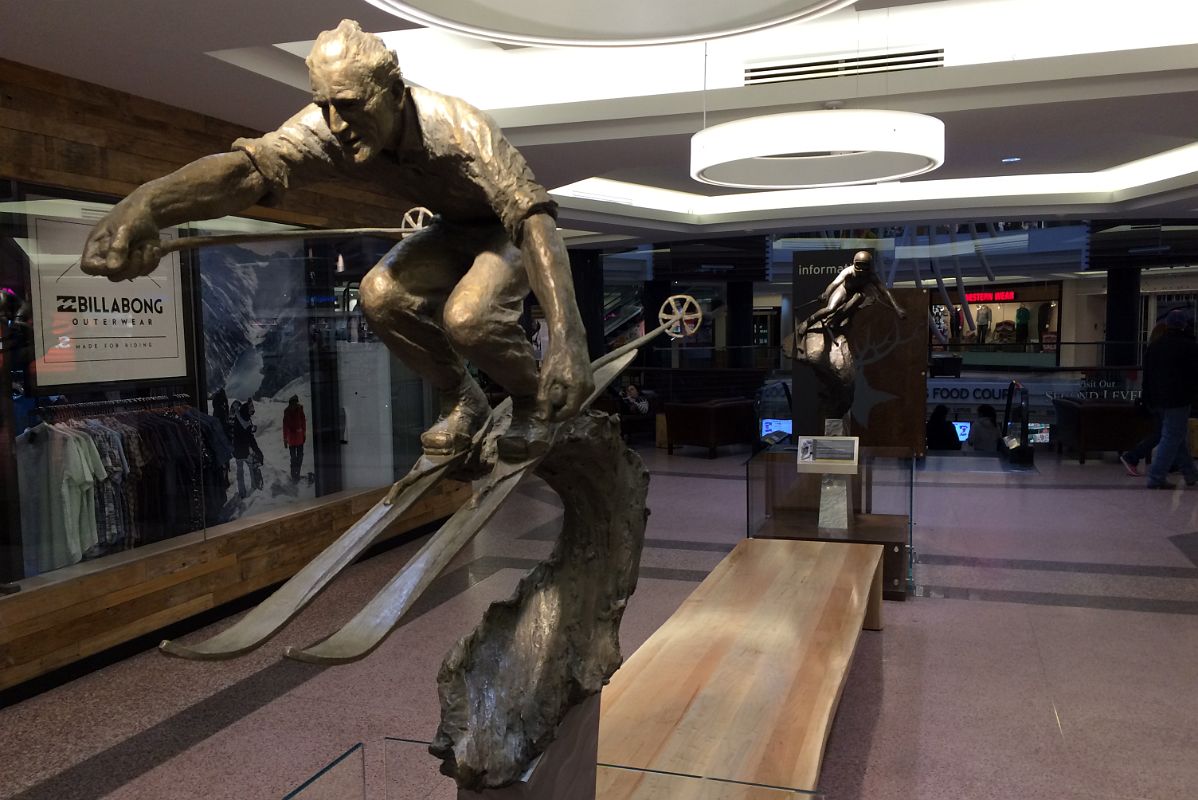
[{"left": 200, "top": 241, "right": 315, "bottom": 522}]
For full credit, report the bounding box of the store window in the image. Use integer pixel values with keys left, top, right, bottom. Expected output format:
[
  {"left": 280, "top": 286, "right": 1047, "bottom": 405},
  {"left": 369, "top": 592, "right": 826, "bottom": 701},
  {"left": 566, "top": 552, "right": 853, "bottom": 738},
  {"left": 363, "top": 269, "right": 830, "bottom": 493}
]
[
  {"left": 0, "top": 184, "right": 432, "bottom": 584},
  {"left": 930, "top": 281, "right": 1062, "bottom": 368}
]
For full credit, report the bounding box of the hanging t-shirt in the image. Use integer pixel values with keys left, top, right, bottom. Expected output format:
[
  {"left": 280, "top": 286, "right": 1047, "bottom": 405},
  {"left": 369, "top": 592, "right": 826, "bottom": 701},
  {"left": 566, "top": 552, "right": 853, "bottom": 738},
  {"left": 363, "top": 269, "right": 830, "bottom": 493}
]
[
  {"left": 53, "top": 423, "right": 104, "bottom": 561},
  {"left": 15, "top": 424, "right": 99, "bottom": 574}
]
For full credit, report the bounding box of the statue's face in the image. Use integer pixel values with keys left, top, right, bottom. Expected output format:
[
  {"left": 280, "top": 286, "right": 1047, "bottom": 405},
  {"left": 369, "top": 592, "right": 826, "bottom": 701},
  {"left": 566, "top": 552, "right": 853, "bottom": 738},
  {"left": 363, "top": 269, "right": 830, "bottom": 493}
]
[{"left": 310, "top": 48, "right": 397, "bottom": 165}]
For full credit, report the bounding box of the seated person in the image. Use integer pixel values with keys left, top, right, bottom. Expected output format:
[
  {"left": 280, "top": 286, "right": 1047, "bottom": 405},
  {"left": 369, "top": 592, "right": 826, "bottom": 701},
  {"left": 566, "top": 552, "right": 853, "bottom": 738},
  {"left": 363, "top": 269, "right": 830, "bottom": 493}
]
[
  {"left": 619, "top": 383, "right": 650, "bottom": 415},
  {"left": 968, "top": 403, "right": 1001, "bottom": 452},
  {"left": 926, "top": 404, "right": 963, "bottom": 451}
]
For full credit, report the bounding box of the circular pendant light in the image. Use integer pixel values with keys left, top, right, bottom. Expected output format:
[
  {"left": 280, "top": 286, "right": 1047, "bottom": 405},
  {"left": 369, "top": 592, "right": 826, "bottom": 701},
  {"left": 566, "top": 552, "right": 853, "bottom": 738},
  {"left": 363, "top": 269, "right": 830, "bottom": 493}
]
[
  {"left": 364, "top": 0, "right": 857, "bottom": 47},
  {"left": 691, "top": 109, "right": 945, "bottom": 189}
]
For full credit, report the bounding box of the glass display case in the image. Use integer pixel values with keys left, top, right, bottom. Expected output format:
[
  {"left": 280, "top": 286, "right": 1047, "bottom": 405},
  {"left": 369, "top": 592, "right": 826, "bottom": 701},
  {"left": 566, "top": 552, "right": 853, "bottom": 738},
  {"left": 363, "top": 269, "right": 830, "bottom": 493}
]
[
  {"left": 283, "top": 737, "right": 826, "bottom": 799},
  {"left": 747, "top": 442, "right": 915, "bottom": 599},
  {"left": 283, "top": 743, "right": 366, "bottom": 800}
]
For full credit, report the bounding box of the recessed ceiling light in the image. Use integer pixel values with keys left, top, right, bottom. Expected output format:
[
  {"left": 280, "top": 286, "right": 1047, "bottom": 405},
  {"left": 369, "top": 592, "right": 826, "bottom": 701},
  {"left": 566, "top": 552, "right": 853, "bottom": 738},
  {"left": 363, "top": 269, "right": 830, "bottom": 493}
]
[
  {"left": 1001, "top": 157, "right": 1022, "bottom": 164},
  {"left": 364, "top": 0, "right": 857, "bottom": 47}
]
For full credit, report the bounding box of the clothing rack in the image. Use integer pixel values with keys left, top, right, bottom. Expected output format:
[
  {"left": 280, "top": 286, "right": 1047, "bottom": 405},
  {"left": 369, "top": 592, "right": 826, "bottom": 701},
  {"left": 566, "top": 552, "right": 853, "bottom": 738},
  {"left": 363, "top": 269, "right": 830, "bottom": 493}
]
[{"left": 39, "top": 393, "right": 193, "bottom": 419}]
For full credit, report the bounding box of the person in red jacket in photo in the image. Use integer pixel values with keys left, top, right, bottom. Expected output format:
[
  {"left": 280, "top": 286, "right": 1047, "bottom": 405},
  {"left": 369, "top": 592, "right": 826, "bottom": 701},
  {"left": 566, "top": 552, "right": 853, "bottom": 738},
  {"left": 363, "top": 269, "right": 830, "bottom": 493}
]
[{"left": 283, "top": 395, "right": 307, "bottom": 481}]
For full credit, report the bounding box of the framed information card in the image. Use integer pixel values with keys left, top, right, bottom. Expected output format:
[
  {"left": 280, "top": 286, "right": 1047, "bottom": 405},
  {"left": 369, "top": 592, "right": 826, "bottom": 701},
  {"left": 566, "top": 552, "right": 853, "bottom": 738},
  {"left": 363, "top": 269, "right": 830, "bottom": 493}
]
[{"left": 796, "top": 435, "right": 860, "bottom": 475}]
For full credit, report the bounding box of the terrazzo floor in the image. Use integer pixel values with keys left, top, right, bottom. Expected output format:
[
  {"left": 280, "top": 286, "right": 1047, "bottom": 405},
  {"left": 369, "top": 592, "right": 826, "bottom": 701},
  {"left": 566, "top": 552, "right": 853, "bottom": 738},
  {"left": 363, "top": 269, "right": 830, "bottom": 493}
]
[{"left": 2, "top": 443, "right": 1197, "bottom": 800}]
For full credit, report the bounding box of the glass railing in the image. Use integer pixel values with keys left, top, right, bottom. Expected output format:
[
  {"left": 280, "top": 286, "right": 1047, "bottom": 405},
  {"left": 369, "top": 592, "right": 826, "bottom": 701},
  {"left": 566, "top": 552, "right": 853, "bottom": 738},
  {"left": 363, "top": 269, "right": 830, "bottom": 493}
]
[{"left": 931, "top": 339, "right": 1156, "bottom": 370}]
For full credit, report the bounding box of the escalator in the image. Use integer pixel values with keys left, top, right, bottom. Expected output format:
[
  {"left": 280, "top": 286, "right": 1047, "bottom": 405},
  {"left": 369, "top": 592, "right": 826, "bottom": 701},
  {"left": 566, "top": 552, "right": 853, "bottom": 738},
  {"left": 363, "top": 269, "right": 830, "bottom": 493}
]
[{"left": 604, "top": 284, "right": 644, "bottom": 349}]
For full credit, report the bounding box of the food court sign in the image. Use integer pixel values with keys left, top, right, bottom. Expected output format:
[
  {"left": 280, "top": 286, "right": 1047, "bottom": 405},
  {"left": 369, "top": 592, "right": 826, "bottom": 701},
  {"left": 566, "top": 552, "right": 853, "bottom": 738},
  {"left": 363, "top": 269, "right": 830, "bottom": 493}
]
[{"left": 928, "top": 372, "right": 1141, "bottom": 411}]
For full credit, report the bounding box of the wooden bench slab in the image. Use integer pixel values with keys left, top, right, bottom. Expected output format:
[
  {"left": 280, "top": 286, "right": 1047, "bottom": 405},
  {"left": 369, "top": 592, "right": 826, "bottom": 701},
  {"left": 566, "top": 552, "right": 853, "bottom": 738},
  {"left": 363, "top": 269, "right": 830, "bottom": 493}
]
[{"left": 598, "top": 538, "right": 882, "bottom": 796}]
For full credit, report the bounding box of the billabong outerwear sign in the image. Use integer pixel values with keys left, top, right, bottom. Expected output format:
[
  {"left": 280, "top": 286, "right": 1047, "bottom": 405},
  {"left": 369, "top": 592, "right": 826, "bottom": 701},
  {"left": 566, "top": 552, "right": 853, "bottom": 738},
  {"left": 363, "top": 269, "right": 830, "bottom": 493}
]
[
  {"left": 28, "top": 216, "right": 187, "bottom": 386},
  {"left": 55, "top": 295, "right": 165, "bottom": 315}
]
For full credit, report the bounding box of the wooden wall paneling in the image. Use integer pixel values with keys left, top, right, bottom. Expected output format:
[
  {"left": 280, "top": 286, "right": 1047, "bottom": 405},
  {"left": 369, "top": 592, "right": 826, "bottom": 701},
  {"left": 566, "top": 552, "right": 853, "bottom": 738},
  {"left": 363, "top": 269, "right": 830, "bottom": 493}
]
[
  {"left": 0, "top": 481, "right": 469, "bottom": 691},
  {"left": 0, "top": 57, "right": 417, "bottom": 229}
]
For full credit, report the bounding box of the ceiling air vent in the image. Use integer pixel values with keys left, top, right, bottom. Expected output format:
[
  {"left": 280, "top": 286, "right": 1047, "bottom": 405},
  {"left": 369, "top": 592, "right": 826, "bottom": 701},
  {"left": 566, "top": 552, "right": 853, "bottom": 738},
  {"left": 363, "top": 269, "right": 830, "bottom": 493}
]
[{"left": 745, "top": 48, "right": 944, "bottom": 86}]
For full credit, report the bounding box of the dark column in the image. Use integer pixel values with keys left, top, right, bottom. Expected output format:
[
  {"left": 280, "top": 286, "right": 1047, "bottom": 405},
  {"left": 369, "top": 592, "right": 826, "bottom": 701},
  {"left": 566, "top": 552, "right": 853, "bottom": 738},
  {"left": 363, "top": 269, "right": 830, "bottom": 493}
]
[
  {"left": 1, "top": 196, "right": 28, "bottom": 583},
  {"left": 726, "top": 280, "right": 754, "bottom": 368},
  {"left": 0, "top": 336, "right": 21, "bottom": 582},
  {"left": 306, "top": 241, "right": 342, "bottom": 497},
  {"left": 1104, "top": 267, "right": 1141, "bottom": 367},
  {"left": 641, "top": 280, "right": 671, "bottom": 369},
  {"left": 568, "top": 249, "right": 605, "bottom": 361}
]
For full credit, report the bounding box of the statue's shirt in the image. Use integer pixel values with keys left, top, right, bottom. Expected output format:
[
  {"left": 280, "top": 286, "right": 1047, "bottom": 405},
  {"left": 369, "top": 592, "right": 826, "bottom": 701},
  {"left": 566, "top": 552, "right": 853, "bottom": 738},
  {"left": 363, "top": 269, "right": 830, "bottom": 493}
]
[{"left": 232, "top": 86, "right": 556, "bottom": 244}]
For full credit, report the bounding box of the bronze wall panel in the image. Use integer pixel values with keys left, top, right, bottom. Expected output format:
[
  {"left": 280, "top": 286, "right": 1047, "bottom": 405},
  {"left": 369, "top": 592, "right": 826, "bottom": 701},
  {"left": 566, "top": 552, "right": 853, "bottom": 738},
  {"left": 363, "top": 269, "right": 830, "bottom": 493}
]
[{"left": 848, "top": 287, "right": 929, "bottom": 455}]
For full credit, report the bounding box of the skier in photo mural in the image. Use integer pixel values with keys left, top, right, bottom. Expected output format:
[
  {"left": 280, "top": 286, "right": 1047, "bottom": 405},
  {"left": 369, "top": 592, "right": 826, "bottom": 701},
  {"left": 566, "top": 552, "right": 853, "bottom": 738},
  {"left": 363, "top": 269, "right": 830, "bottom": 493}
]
[
  {"left": 232, "top": 399, "right": 265, "bottom": 498},
  {"left": 283, "top": 395, "right": 307, "bottom": 482},
  {"left": 210, "top": 387, "right": 232, "bottom": 441}
]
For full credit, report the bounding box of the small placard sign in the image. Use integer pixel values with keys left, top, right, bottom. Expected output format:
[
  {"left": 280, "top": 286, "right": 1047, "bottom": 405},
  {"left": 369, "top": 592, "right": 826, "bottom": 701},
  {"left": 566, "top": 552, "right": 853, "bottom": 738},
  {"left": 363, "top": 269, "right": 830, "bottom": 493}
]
[{"left": 796, "top": 435, "right": 860, "bottom": 475}]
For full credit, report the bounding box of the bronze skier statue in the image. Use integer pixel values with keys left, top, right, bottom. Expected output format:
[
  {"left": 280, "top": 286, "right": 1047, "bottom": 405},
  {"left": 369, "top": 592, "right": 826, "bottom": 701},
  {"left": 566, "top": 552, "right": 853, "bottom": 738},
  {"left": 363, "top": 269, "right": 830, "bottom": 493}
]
[
  {"left": 81, "top": 19, "right": 593, "bottom": 462},
  {"left": 787, "top": 250, "right": 907, "bottom": 421},
  {"left": 796, "top": 250, "right": 906, "bottom": 341}
]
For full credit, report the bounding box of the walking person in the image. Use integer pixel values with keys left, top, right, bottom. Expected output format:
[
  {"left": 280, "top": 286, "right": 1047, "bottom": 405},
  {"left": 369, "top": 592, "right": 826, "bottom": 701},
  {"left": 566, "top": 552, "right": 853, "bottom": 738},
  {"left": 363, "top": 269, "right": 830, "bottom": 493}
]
[
  {"left": 1121, "top": 322, "right": 1167, "bottom": 477},
  {"left": 232, "top": 399, "right": 264, "bottom": 498},
  {"left": 283, "top": 395, "right": 307, "bottom": 482},
  {"left": 1143, "top": 309, "right": 1198, "bottom": 489},
  {"left": 1120, "top": 412, "right": 1161, "bottom": 477}
]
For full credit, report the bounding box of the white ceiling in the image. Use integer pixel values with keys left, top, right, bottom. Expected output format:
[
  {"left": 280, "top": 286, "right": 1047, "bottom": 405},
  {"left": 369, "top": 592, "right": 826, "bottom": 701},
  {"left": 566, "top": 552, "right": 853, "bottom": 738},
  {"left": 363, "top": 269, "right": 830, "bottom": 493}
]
[{"left": 4, "top": 0, "right": 1198, "bottom": 246}]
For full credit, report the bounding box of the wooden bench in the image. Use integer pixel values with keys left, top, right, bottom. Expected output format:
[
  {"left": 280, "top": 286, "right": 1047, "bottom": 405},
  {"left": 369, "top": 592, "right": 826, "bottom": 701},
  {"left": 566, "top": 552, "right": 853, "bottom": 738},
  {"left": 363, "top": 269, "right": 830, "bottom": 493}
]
[{"left": 597, "top": 538, "right": 882, "bottom": 798}]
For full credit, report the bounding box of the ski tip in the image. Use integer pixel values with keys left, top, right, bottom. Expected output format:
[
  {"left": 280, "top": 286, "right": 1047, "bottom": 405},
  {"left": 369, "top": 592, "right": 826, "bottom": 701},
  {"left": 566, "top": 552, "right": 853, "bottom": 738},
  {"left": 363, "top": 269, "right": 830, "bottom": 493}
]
[
  {"left": 283, "top": 643, "right": 369, "bottom": 665},
  {"left": 159, "top": 639, "right": 208, "bottom": 660},
  {"left": 160, "top": 637, "right": 247, "bottom": 661},
  {"left": 283, "top": 644, "right": 333, "bottom": 665}
]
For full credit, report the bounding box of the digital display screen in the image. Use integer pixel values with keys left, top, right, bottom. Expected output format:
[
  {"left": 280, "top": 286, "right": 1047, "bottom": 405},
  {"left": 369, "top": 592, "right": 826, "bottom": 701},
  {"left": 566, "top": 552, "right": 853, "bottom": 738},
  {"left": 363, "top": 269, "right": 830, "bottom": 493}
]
[
  {"left": 1028, "top": 422, "right": 1051, "bottom": 443},
  {"left": 761, "top": 418, "right": 793, "bottom": 437},
  {"left": 953, "top": 421, "right": 971, "bottom": 442}
]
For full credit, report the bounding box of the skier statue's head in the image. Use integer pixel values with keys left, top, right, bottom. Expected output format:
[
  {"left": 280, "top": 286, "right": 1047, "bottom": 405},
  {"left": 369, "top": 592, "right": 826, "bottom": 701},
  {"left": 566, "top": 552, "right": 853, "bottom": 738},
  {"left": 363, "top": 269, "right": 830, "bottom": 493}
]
[
  {"left": 307, "top": 20, "right": 405, "bottom": 165},
  {"left": 852, "top": 250, "right": 874, "bottom": 272}
]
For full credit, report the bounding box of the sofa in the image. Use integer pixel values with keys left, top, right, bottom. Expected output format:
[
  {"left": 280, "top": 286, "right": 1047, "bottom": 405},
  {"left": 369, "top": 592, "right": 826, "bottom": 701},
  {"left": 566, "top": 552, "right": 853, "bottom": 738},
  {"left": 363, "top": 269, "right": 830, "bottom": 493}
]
[
  {"left": 1052, "top": 397, "right": 1154, "bottom": 464},
  {"left": 664, "top": 399, "right": 757, "bottom": 458}
]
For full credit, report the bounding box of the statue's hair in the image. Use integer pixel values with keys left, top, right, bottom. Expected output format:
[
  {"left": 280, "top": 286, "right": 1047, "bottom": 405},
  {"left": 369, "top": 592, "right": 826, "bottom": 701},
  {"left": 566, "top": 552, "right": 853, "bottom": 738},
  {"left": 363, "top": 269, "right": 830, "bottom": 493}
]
[{"left": 307, "top": 19, "right": 402, "bottom": 87}]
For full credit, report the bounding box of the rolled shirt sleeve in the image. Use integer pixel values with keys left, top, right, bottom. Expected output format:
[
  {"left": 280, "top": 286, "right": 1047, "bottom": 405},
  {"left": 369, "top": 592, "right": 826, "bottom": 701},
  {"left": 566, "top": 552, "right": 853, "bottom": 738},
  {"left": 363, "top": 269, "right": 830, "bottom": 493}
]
[{"left": 232, "top": 105, "right": 341, "bottom": 206}]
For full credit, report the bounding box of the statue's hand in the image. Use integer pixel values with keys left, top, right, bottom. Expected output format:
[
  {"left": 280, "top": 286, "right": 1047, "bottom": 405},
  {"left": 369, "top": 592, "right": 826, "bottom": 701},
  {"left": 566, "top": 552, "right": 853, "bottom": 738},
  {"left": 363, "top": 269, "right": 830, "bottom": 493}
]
[
  {"left": 538, "top": 341, "right": 594, "bottom": 422},
  {"left": 81, "top": 200, "right": 163, "bottom": 282},
  {"left": 897, "top": 308, "right": 908, "bottom": 320}
]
